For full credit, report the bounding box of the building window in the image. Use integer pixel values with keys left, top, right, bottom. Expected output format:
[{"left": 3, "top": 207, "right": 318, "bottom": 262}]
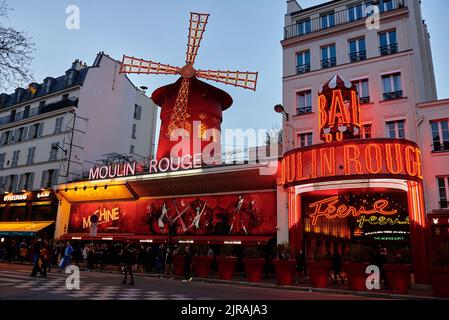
[
  {"left": 380, "top": 0, "right": 394, "bottom": 13},
  {"left": 23, "top": 105, "right": 30, "bottom": 119},
  {"left": 386, "top": 120, "right": 405, "bottom": 139},
  {"left": 361, "top": 124, "right": 372, "bottom": 139},
  {"left": 297, "top": 19, "right": 311, "bottom": 36},
  {"left": 29, "top": 123, "right": 44, "bottom": 139},
  {"left": 4, "top": 175, "right": 18, "bottom": 193},
  {"left": 0, "top": 153, "right": 5, "bottom": 170},
  {"left": 349, "top": 38, "right": 366, "bottom": 63},
  {"left": 321, "top": 11, "right": 335, "bottom": 29},
  {"left": 298, "top": 132, "right": 313, "bottom": 147},
  {"left": 49, "top": 143, "right": 59, "bottom": 161},
  {"left": 19, "top": 172, "right": 34, "bottom": 191},
  {"left": 379, "top": 30, "right": 398, "bottom": 56},
  {"left": 352, "top": 79, "right": 370, "bottom": 104},
  {"left": 296, "top": 90, "right": 312, "bottom": 115},
  {"left": 296, "top": 50, "right": 311, "bottom": 74},
  {"left": 431, "top": 120, "right": 449, "bottom": 152},
  {"left": 0, "top": 131, "right": 9, "bottom": 146},
  {"left": 321, "top": 44, "right": 336, "bottom": 69},
  {"left": 11, "top": 150, "right": 20, "bottom": 168},
  {"left": 130, "top": 145, "right": 135, "bottom": 154},
  {"left": 54, "top": 117, "right": 64, "bottom": 134},
  {"left": 39, "top": 100, "right": 46, "bottom": 112},
  {"left": 438, "top": 177, "right": 449, "bottom": 209},
  {"left": 134, "top": 105, "right": 142, "bottom": 120},
  {"left": 382, "top": 73, "right": 402, "bottom": 100},
  {"left": 348, "top": 3, "right": 366, "bottom": 22},
  {"left": 26, "top": 147, "right": 36, "bottom": 165},
  {"left": 131, "top": 124, "right": 137, "bottom": 139},
  {"left": 41, "top": 169, "right": 59, "bottom": 188}
]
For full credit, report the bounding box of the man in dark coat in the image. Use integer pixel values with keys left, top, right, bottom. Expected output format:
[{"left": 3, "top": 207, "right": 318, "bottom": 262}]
[
  {"left": 121, "top": 242, "right": 136, "bottom": 285},
  {"left": 183, "top": 246, "right": 193, "bottom": 282}
]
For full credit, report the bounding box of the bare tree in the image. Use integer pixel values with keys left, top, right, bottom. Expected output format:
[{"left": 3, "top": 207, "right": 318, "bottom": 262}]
[
  {"left": 265, "top": 124, "right": 283, "bottom": 146},
  {"left": 0, "top": 1, "right": 34, "bottom": 91}
]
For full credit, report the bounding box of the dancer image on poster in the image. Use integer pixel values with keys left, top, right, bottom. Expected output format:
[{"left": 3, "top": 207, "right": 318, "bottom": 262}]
[{"left": 229, "top": 195, "right": 248, "bottom": 235}]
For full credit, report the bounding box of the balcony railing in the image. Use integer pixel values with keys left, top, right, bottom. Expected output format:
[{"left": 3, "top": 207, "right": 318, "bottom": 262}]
[
  {"left": 383, "top": 90, "right": 403, "bottom": 101},
  {"left": 380, "top": 43, "right": 398, "bottom": 56},
  {"left": 359, "top": 96, "right": 371, "bottom": 104},
  {"left": 284, "top": 0, "right": 405, "bottom": 40},
  {"left": 296, "top": 106, "right": 313, "bottom": 115},
  {"left": 0, "top": 98, "right": 78, "bottom": 127},
  {"left": 433, "top": 141, "right": 449, "bottom": 153},
  {"left": 349, "top": 50, "right": 367, "bottom": 63},
  {"left": 321, "top": 57, "right": 337, "bottom": 69},
  {"left": 296, "top": 63, "right": 311, "bottom": 75}
]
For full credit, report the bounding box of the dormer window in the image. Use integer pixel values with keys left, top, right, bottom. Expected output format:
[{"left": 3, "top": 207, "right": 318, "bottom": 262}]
[
  {"left": 65, "top": 70, "right": 77, "bottom": 87},
  {"left": 43, "top": 78, "right": 54, "bottom": 94},
  {"left": 15, "top": 88, "right": 25, "bottom": 103},
  {"left": 0, "top": 93, "right": 9, "bottom": 107}
]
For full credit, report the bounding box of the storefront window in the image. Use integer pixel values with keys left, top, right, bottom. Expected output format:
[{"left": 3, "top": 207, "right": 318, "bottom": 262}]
[
  {"left": 9, "top": 205, "right": 28, "bottom": 222},
  {"left": 32, "top": 204, "right": 55, "bottom": 221}
]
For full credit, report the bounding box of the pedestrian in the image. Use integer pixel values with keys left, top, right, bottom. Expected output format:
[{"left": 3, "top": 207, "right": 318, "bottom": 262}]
[
  {"left": 87, "top": 244, "right": 95, "bottom": 272},
  {"left": 82, "top": 244, "right": 88, "bottom": 270},
  {"left": 30, "top": 240, "right": 42, "bottom": 277},
  {"left": 296, "top": 250, "right": 306, "bottom": 279},
  {"left": 39, "top": 244, "right": 49, "bottom": 278},
  {"left": 164, "top": 247, "right": 174, "bottom": 279},
  {"left": 121, "top": 242, "right": 136, "bottom": 285},
  {"left": 57, "top": 241, "right": 73, "bottom": 272},
  {"left": 332, "top": 251, "right": 344, "bottom": 285},
  {"left": 207, "top": 246, "right": 214, "bottom": 257},
  {"left": 137, "top": 245, "right": 145, "bottom": 276},
  {"left": 182, "top": 246, "right": 193, "bottom": 282}
]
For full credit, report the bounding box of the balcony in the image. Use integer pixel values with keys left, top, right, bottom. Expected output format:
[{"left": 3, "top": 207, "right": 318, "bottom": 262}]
[
  {"left": 321, "top": 57, "right": 336, "bottom": 69},
  {"left": 0, "top": 98, "right": 78, "bottom": 127},
  {"left": 359, "top": 96, "right": 371, "bottom": 104},
  {"left": 349, "top": 50, "right": 367, "bottom": 63},
  {"left": 284, "top": 0, "right": 405, "bottom": 40},
  {"left": 433, "top": 141, "right": 449, "bottom": 153},
  {"left": 296, "top": 106, "right": 313, "bottom": 115},
  {"left": 383, "top": 90, "right": 403, "bottom": 101},
  {"left": 380, "top": 43, "right": 398, "bottom": 56},
  {"left": 296, "top": 63, "right": 311, "bottom": 75}
]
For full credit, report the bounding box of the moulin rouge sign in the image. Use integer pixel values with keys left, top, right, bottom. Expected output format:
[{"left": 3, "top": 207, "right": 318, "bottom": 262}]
[
  {"left": 88, "top": 154, "right": 204, "bottom": 180},
  {"left": 281, "top": 75, "right": 423, "bottom": 186}
]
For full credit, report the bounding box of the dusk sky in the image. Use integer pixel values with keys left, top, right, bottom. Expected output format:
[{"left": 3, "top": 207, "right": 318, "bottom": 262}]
[{"left": 3, "top": 0, "right": 449, "bottom": 147}]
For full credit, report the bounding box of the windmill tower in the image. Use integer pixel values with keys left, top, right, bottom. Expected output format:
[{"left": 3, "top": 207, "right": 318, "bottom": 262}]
[{"left": 120, "top": 12, "right": 258, "bottom": 161}]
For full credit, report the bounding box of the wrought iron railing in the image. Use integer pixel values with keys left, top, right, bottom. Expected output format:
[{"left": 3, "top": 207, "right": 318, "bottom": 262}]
[
  {"left": 296, "top": 106, "right": 313, "bottom": 115},
  {"left": 349, "top": 50, "right": 367, "bottom": 63},
  {"left": 380, "top": 43, "right": 398, "bottom": 56},
  {"left": 321, "top": 57, "right": 337, "bottom": 69},
  {"left": 284, "top": 0, "right": 405, "bottom": 40},
  {"left": 296, "top": 63, "right": 311, "bottom": 75},
  {"left": 383, "top": 90, "right": 403, "bottom": 101}
]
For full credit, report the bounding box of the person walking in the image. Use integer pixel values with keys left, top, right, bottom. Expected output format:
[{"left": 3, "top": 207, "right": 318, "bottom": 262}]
[
  {"left": 182, "top": 246, "right": 193, "bottom": 282},
  {"left": 332, "top": 251, "right": 344, "bottom": 285},
  {"left": 30, "top": 240, "right": 42, "bottom": 277},
  {"left": 164, "top": 247, "right": 174, "bottom": 279},
  {"left": 122, "top": 242, "right": 136, "bottom": 285},
  {"left": 57, "top": 241, "right": 73, "bottom": 272}
]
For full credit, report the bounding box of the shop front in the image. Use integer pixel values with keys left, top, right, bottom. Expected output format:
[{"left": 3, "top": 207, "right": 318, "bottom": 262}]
[
  {"left": 0, "top": 190, "right": 57, "bottom": 239},
  {"left": 280, "top": 75, "right": 429, "bottom": 283},
  {"left": 55, "top": 163, "right": 278, "bottom": 248}
]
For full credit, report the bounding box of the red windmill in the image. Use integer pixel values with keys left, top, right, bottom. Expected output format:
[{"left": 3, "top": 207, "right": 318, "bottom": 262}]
[{"left": 120, "top": 12, "right": 258, "bottom": 160}]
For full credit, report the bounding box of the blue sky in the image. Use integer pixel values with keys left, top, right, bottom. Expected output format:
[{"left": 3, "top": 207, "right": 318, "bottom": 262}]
[{"left": 3, "top": 0, "right": 449, "bottom": 143}]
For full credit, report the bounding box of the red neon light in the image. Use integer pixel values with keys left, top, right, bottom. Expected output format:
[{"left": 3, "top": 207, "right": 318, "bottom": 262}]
[
  {"left": 343, "top": 144, "right": 363, "bottom": 175},
  {"left": 328, "top": 90, "right": 350, "bottom": 126}
]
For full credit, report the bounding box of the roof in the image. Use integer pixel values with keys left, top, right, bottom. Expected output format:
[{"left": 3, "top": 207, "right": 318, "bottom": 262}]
[
  {"left": 0, "top": 68, "right": 89, "bottom": 110},
  {"left": 290, "top": 0, "right": 342, "bottom": 16}
]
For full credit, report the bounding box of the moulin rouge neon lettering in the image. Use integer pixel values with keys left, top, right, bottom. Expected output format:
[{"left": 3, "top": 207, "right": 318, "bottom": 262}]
[{"left": 308, "top": 196, "right": 398, "bottom": 226}]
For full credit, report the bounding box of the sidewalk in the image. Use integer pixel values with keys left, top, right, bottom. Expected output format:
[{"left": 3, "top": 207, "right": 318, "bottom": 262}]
[{"left": 3, "top": 261, "right": 443, "bottom": 300}]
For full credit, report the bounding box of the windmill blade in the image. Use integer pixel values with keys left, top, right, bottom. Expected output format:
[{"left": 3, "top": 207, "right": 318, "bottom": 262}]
[
  {"left": 119, "top": 55, "right": 180, "bottom": 75},
  {"left": 186, "top": 12, "right": 210, "bottom": 66},
  {"left": 196, "top": 69, "right": 258, "bottom": 91}
]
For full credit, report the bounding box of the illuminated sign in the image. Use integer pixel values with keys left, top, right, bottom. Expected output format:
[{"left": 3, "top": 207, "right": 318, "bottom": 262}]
[
  {"left": 308, "top": 196, "right": 398, "bottom": 226},
  {"left": 281, "top": 139, "right": 423, "bottom": 187},
  {"left": 88, "top": 153, "right": 204, "bottom": 180},
  {"left": 356, "top": 215, "right": 410, "bottom": 228},
  {"left": 3, "top": 194, "right": 28, "bottom": 202},
  {"left": 37, "top": 191, "right": 51, "bottom": 199},
  {"left": 318, "top": 75, "right": 361, "bottom": 143},
  {"left": 82, "top": 207, "right": 120, "bottom": 229}
]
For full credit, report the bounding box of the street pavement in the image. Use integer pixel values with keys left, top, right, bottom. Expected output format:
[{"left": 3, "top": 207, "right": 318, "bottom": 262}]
[{"left": 0, "top": 263, "right": 377, "bottom": 300}]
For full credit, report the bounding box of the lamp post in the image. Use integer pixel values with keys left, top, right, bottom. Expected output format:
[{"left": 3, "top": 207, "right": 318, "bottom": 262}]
[{"left": 274, "top": 104, "right": 294, "bottom": 152}]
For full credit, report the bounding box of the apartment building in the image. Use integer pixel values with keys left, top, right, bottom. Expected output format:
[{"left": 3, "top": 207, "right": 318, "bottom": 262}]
[{"left": 0, "top": 52, "right": 158, "bottom": 194}]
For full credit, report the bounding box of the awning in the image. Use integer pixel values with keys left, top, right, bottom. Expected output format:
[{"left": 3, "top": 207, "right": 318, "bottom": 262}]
[{"left": 0, "top": 221, "right": 54, "bottom": 236}]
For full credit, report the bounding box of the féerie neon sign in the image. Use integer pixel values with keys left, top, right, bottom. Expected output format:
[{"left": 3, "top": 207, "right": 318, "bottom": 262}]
[{"left": 308, "top": 196, "right": 397, "bottom": 226}]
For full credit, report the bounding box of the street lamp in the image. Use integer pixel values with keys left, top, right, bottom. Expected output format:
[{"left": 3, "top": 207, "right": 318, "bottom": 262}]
[{"left": 274, "top": 104, "right": 289, "bottom": 121}]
